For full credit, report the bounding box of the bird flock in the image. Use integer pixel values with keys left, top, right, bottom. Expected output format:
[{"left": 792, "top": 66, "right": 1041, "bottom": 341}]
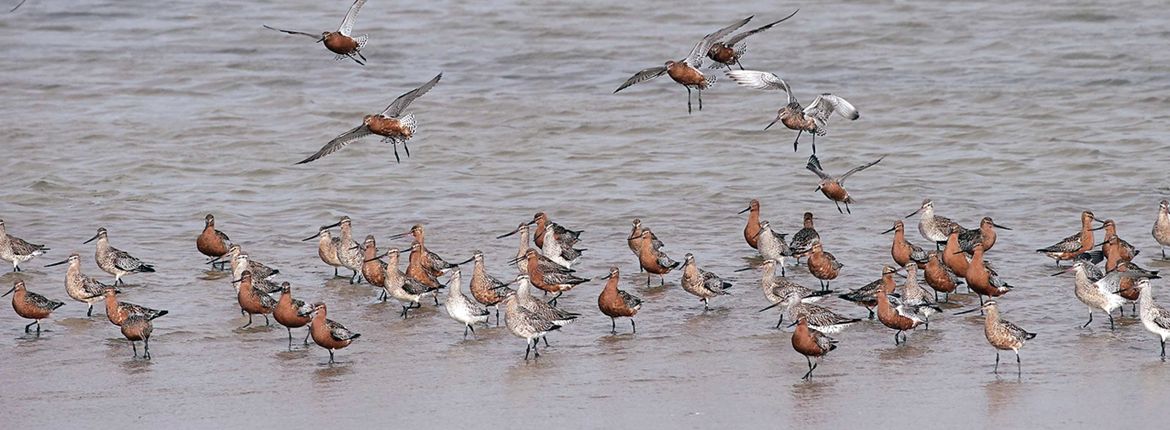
[{"left": 4, "top": 2, "right": 1170, "bottom": 382}]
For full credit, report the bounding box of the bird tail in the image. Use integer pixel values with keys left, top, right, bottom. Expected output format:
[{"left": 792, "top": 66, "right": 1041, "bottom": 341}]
[
  {"left": 137, "top": 264, "right": 156, "bottom": 273},
  {"left": 1024, "top": 332, "right": 1037, "bottom": 340},
  {"left": 149, "top": 310, "right": 169, "bottom": 321},
  {"left": 398, "top": 113, "right": 417, "bottom": 135},
  {"left": 349, "top": 333, "right": 362, "bottom": 341}
]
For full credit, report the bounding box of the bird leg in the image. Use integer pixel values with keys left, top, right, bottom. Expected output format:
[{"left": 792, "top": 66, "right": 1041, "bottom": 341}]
[
  {"left": 631, "top": 319, "right": 636, "bottom": 334},
  {"left": 802, "top": 356, "right": 814, "bottom": 380},
  {"left": 697, "top": 88, "right": 704, "bottom": 111},
  {"left": 686, "top": 87, "right": 693, "bottom": 114},
  {"left": 303, "top": 329, "right": 311, "bottom": 346},
  {"left": 328, "top": 350, "right": 336, "bottom": 364},
  {"left": 1108, "top": 313, "right": 1115, "bottom": 330},
  {"left": 1082, "top": 311, "right": 1093, "bottom": 329},
  {"left": 24, "top": 320, "right": 36, "bottom": 334},
  {"left": 994, "top": 352, "right": 1000, "bottom": 374},
  {"left": 610, "top": 317, "right": 616, "bottom": 334},
  {"left": 87, "top": 304, "right": 93, "bottom": 317},
  {"left": 131, "top": 341, "right": 138, "bottom": 358},
  {"left": 1015, "top": 351, "right": 1021, "bottom": 377},
  {"left": 775, "top": 314, "right": 784, "bottom": 329},
  {"left": 834, "top": 201, "right": 843, "bottom": 214},
  {"left": 241, "top": 314, "right": 254, "bottom": 329},
  {"left": 792, "top": 130, "right": 803, "bottom": 152},
  {"left": 287, "top": 327, "right": 294, "bottom": 351}
]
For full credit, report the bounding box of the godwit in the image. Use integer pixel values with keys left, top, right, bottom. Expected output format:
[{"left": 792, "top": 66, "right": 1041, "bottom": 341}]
[
  {"left": 942, "top": 226, "right": 970, "bottom": 278},
  {"left": 805, "top": 242, "right": 842, "bottom": 291},
  {"left": 632, "top": 229, "right": 679, "bottom": 286},
  {"left": 882, "top": 220, "right": 928, "bottom": 268},
  {"left": 955, "top": 300, "right": 1036, "bottom": 376},
  {"left": 614, "top": 16, "right": 752, "bottom": 114},
  {"left": 235, "top": 271, "right": 276, "bottom": 329},
  {"left": 1106, "top": 237, "right": 1159, "bottom": 313},
  {"left": 528, "top": 212, "right": 583, "bottom": 250},
  {"left": 45, "top": 253, "right": 110, "bottom": 317},
  {"left": 1154, "top": 200, "right": 1170, "bottom": 259},
  {"left": 1134, "top": 279, "right": 1170, "bottom": 360},
  {"left": 211, "top": 244, "right": 279, "bottom": 282},
  {"left": 512, "top": 248, "right": 589, "bottom": 305},
  {"left": 443, "top": 268, "right": 490, "bottom": 338},
  {"left": 120, "top": 314, "right": 154, "bottom": 360},
  {"left": 196, "top": 214, "right": 231, "bottom": 270},
  {"left": 468, "top": 251, "right": 510, "bottom": 326},
  {"left": 540, "top": 227, "right": 585, "bottom": 269},
  {"left": 958, "top": 217, "right": 1011, "bottom": 254},
  {"left": 263, "top": 0, "right": 370, "bottom": 65},
  {"left": 805, "top": 154, "right": 883, "bottom": 214},
  {"left": 299, "top": 302, "right": 360, "bottom": 364},
  {"left": 1035, "top": 211, "right": 1104, "bottom": 266},
  {"left": 102, "top": 288, "right": 167, "bottom": 327},
  {"left": 875, "top": 280, "right": 924, "bottom": 345},
  {"left": 330, "top": 217, "right": 365, "bottom": 284},
  {"left": 906, "top": 199, "right": 968, "bottom": 249},
  {"left": 837, "top": 277, "right": 882, "bottom": 319},
  {"left": 500, "top": 292, "right": 561, "bottom": 360},
  {"left": 84, "top": 227, "right": 154, "bottom": 286},
  {"left": 1099, "top": 219, "right": 1139, "bottom": 262},
  {"left": 0, "top": 219, "right": 49, "bottom": 272},
  {"left": 741, "top": 259, "right": 830, "bottom": 327},
  {"left": 359, "top": 235, "right": 387, "bottom": 288},
  {"left": 497, "top": 223, "right": 535, "bottom": 274},
  {"left": 705, "top": 10, "right": 798, "bottom": 70},
  {"left": 898, "top": 264, "right": 942, "bottom": 329},
  {"left": 4, "top": 280, "right": 64, "bottom": 335},
  {"left": 515, "top": 274, "right": 579, "bottom": 346},
  {"left": 791, "top": 317, "right": 837, "bottom": 381},
  {"left": 789, "top": 212, "right": 820, "bottom": 257},
  {"left": 391, "top": 224, "right": 461, "bottom": 277},
  {"left": 627, "top": 219, "right": 663, "bottom": 256},
  {"left": 768, "top": 296, "right": 861, "bottom": 335},
  {"left": 923, "top": 251, "right": 963, "bottom": 302},
  {"left": 1054, "top": 260, "right": 1126, "bottom": 330},
  {"left": 598, "top": 267, "right": 642, "bottom": 334},
  {"left": 738, "top": 199, "right": 764, "bottom": 250},
  {"left": 303, "top": 226, "right": 344, "bottom": 277},
  {"left": 230, "top": 254, "right": 281, "bottom": 294},
  {"left": 725, "top": 69, "right": 859, "bottom": 153},
  {"left": 273, "top": 282, "right": 312, "bottom": 350},
  {"left": 297, "top": 73, "right": 442, "bottom": 164},
  {"left": 965, "top": 243, "right": 1013, "bottom": 308},
  {"left": 751, "top": 221, "right": 794, "bottom": 274},
  {"left": 679, "top": 253, "right": 732, "bottom": 310},
  {"left": 378, "top": 248, "right": 442, "bottom": 318}
]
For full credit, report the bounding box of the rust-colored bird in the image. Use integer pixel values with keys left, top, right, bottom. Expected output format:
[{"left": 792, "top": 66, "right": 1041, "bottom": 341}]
[
  {"left": 805, "top": 154, "right": 883, "bottom": 214},
  {"left": 263, "top": 0, "right": 370, "bottom": 65}
]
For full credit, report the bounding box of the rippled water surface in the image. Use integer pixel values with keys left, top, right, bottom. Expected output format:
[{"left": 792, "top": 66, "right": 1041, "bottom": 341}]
[{"left": 3, "top": 0, "right": 1170, "bottom": 427}]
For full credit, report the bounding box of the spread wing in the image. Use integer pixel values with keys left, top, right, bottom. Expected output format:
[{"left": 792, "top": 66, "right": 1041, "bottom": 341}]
[
  {"left": 337, "top": 0, "right": 368, "bottom": 36},
  {"left": 724, "top": 10, "right": 799, "bottom": 47},
  {"left": 296, "top": 124, "right": 372, "bottom": 165},
  {"left": 805, "top": 154, "right": 830, "bottom": 180},
  {"left": 685, "top": 16, "right": 753, "bottom": 67},
  {"left": 724, "top": 70, "right": 791, "bottom": 95},
  {"left": 380, "top": 73, "right": 443, "bottom": 117},
  {"left": 263, "top": 25, "right": 320, "bottom": 39},
  {"left": 803, "top": 94, "right": 859, "bottom": 129},
  {"left": 614, "top": 66, "right": 667, "bottom": 93},
  {"left": 839, "top": 156, "right": 884, "bottom": 182}
]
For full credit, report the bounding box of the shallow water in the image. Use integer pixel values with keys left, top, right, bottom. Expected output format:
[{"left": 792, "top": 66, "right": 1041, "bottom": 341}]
[{"left": 3, "top": 0, "right": 1170, "bottom": 427}]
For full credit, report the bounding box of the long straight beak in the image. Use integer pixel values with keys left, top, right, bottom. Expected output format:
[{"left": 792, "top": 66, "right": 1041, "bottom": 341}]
[
  {"left": 454, "top": 257, "right": 474, "bottom": 266},
  {"left": 83, "top": 234, "right": 99, "bottom": 244},
  {"left": 207, "top": 257, "right": 223, "bottom": 265},
  {"left": 764, "top": 116, "right": 780, "bottom": 130},
  {"left": 750, "top": 229, "right": 764, "bottom": 241},
  {"left": 600, "top": 273, "right": 613, "bottom": 280},
  {"left": 1090, "top": 225, "right": 1106, "bottom": 231},
  {"left": 505, "top": 255, "right": 525, "bottom": 265},
  {"left": 881, "top": 226, "right": 896, "bottom": 234},
  {"left": 388, "top": 231, "right": 412, "bottom": 240},
  {"left": 322, "top": 221, "right": 342, "bottom": 230},
  {"left": 758, "top": 301, "right": 784, "bottom": 313},
  {"left": 992, "top": 223, "right": 1011, "bottom": 230},
  {"left": 737, "top": 206, "right": 751, "bottom": 214},
  {"left": 496, "top": 228, "right": 520, "bottom": 239},
  {"left": 231, "top": 278, "right": 244, "bottom": 284},
  {"left": 350, "top": 244, "right": 361, "bottom": 251},
  {"left": 2, "top": 287, "right": 15, "bottom": 297},
  {"left": 1050, "top": 266, "right": 1075, "bottom": 276},
  {"left": 733, "top": 266, "right": 755, "bottom": 272},
  {"left": 785, "top": 320, "right": 798, "bottom": 328},
  {"left": 904, "top": 208, "right": 922, "bottom": 219},
  {"left": 45, "top": 259, "right": 69, "bottom": 267},
  {"left": 954, "top": 307, "right": 982, "bottom": 316},
  {"left": 302, "top": 232, "right": 322, "bottom": 241},
  {"left": 364, "top": 252, "right": 389, "bottom": 263}
]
